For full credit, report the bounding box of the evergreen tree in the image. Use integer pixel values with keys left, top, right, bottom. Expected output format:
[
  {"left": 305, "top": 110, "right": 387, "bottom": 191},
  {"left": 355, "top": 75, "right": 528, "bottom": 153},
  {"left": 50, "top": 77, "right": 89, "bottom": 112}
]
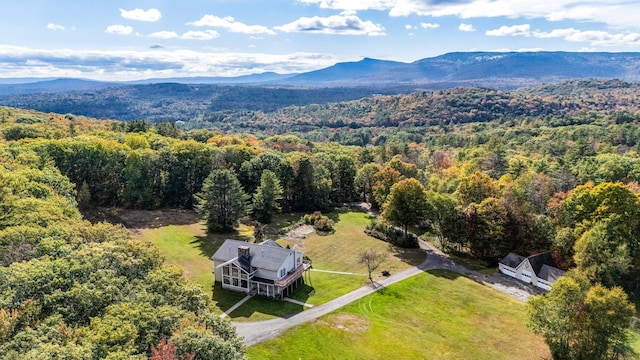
[
  {"left": 194, "top": 169, "right": 249, "bottom": 233},
  {"left": 252, "top": 170, "right": 283, "bottom": 223}
]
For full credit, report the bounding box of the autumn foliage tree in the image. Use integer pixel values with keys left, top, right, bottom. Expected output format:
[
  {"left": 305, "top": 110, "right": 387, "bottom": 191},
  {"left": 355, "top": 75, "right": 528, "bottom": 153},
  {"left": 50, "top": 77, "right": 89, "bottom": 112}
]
[
  {"left": 528, "top": 272, "right": 635, "bottom": 360},
  {"left": 382, "top": 178, "right": 428, "bottom": 237}
]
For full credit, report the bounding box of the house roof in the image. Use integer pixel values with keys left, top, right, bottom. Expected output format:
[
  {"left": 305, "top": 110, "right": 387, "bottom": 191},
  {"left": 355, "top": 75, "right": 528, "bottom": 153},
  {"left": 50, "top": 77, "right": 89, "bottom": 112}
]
[
  {"left": 527, "top": 252, "right": 559, "bottom": 276},
  {"left": 499, "top": 253, "right": 526, "bottom": 268},
  {"left": 538, "top": 264, "right": 566, "bottom": 282},
  {"left": 212, "top": 239, "right": 298, "bottom": 272},
  {"left": 259, "top": 239, "right": 283, "bottom": 248}
]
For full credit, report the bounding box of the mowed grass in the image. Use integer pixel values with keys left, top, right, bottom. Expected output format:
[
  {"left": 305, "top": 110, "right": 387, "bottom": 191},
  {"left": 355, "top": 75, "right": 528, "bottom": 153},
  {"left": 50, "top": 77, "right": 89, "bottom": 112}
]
[
  {"left": 227, "top": 210, "right": 425, "bottom": 321},
  {"left": 133, "top": 221, "right": 253, "bottom": 308},
  {"left": 247, "top": 270, "right": 551, "bottom": 360},
  {"left": 133, "top": 209, "right": 425, "bottom": 321},
  {"left": 281, "top": 210, "right": 424, "bottom": 276}
]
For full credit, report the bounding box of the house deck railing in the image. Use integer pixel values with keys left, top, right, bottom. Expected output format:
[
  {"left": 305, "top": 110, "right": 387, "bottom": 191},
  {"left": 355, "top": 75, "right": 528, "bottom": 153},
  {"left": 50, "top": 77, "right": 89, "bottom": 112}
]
[{"left": 274, "top": 263, "right": 310, "bottom": 288}]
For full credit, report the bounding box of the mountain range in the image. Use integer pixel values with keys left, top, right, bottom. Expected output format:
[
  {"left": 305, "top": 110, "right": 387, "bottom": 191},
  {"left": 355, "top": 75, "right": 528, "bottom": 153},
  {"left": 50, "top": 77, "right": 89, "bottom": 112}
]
[{"left": 1, "top": 51, "right": 639, "bottom": 96}]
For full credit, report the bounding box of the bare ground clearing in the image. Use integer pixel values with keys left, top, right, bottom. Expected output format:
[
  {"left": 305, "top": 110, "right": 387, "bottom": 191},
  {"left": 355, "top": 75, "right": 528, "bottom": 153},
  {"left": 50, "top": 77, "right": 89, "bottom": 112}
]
[{"left": 82, "top": 207, "right": 199, "bottom": 232}]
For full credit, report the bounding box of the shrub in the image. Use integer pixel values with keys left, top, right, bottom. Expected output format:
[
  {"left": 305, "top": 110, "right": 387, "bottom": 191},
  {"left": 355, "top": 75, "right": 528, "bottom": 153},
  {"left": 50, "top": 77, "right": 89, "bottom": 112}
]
[
  {"left": 303, "top": 211, "right": 323, "bottom": 225},
  {"left": 365, "top": 220, "right": 419, "bottom": 248},
  {"left": 313, "top": 217, "right": 334, "bottom": 233},
  {"left": 302, "top": 211, "right": 334, "bottom": 234}
]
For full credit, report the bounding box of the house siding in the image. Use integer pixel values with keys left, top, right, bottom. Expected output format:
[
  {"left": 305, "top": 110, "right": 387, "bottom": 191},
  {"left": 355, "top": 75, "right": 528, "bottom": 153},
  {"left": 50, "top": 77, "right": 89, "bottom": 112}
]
[
  {"left": 499, "top": 252, "right": 565, "bottom": 291},
  {"left": 211, "top": 240, "right": 308, "bottom": 299},
  {"left": 498, "top": 263, "right": 516, "bottom": 277}
]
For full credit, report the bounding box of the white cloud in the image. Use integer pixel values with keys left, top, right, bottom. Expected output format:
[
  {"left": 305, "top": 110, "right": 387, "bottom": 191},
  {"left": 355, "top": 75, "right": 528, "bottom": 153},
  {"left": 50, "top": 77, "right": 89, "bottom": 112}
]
[
  {"left": 47, "top": 23, "right": 65, "bottom": 31},
  {"left": 533, "top": 28, "right": 580, "bottom": 39},
  {"left": 148, "top": 28, "right": 253, "bottom": 41},
  {"left": 188, "top": 15, "right": 276, "bottom": 35},
  {"left": 298, "top": 0, "right": 640, "bottom": 29},
  {"left": 298, "top": 0, "right": 396, "bottom": 12},
  {"left": 486, "top": 24, "right": 531, "bottom": 37},
  {"left": 533, "top": 28, "right": 640, "bottom": 46},
  {"left": 458, "top": 23, "right": 475, "bottom": 32},
  {"left": 120, "top": 8, "right": 161, "bottom": 22},
  {"left": 149, "top": 31, "right": 179, "bottom": 39},
  {"left": 275, "top": 14, "right": 385, "bottom": 36},
  {"left": 0, "top": 44, "right": 350, "bottom": 80},
  {"left": 420, "top": 22, "right": 440, "bottom": 29},
  {"left": 405, "top": 24, "right": 415, "bottom": 30},
  {"left": 105, "top": 25, "right": 133, "bottom": 35},
  {"left": 182, "top": 30, "right": 220, "bottom": 40}
]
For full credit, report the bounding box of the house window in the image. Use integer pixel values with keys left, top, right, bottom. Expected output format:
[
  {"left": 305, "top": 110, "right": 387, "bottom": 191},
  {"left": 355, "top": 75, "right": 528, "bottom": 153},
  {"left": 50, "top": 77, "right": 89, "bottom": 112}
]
[{"left": 280, "top": 268, "right": 286, "bottom": 277}]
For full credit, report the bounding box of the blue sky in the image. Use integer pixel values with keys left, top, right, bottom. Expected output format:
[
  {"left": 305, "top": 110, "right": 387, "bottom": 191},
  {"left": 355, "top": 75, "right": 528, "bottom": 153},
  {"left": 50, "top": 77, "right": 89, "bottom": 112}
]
[{"left": 1, "top": 0, "right": 639, "bottom": 80}]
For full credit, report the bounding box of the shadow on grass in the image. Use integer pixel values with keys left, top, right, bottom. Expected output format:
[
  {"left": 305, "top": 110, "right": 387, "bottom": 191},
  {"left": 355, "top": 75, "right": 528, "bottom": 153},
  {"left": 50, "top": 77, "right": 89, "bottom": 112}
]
[
  {"left": 387, "top": 244, "right": 426, "bottom": 267},
  {"left": 427, "top": 269, "right": 465, "bottom": 280},
  {"left": 192, "top": 229, "right": 253, "bottom": 260},
  {"left": 213, "top": 282, "right": 247, "bottom": 312},
  {"left": 81, "top": 207, "right": 199, "bottom": 229},
  {"left": 224, "top": 283, "right": 315, "bottom": 320},
  {"left": 324, "top": 206, "right": 350, "bottom": 224}
]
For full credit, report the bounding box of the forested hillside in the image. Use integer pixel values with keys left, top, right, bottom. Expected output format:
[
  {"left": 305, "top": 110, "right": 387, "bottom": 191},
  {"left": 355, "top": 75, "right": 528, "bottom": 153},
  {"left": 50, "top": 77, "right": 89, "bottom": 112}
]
[
  {"left": 2, "top": 77, "right": 640, "bottom": 358},
  {"left": 2, "top": 80, "right": 638, "bottom": 136},
  {"left": 0, "top": 109, "right": 245, "bottom": 359},
  {"left": 0, "top": 84, "right": 401, "bottom": 123}
]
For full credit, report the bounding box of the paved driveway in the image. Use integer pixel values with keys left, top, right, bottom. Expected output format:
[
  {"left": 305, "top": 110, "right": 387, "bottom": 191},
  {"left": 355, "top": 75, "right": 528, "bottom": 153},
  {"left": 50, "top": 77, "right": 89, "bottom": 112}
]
[{"left": 233, "top": 248, "right": 543, "bottom": 346}]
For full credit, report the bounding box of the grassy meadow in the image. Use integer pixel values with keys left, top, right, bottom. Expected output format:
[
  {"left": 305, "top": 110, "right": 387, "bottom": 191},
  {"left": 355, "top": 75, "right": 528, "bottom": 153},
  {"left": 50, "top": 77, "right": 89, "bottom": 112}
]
[
  {"left": 132, "top": 208, "right": 424, "bottom": 321},
  {"left": 247, "top": 270, "right": 551, "bottom": 360}
]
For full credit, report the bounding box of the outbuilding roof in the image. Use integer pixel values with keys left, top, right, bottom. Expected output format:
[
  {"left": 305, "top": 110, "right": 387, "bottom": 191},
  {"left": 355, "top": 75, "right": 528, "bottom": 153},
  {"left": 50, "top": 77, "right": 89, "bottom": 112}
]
[
  {"left": 499, "top": 253, "right": 526, "bottom": 268},
  {"left": 538, "top": 264, "right": 566, "bottom": 282}
]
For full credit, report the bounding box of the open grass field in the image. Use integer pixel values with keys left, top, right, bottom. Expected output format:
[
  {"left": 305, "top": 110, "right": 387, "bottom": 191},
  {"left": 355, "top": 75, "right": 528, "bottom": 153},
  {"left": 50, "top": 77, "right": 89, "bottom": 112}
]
[
  {"left": 130, "top": 208, "right": 424, "bottom": 321},
  {"left": 128, "top": 210, "right": 253, "bottom": 308},
  {"left": 247, "top": 270, "right": 551, "bottom": 360},
  {"left": 280, "top": 210, "right": 424, "bottom": 275}
]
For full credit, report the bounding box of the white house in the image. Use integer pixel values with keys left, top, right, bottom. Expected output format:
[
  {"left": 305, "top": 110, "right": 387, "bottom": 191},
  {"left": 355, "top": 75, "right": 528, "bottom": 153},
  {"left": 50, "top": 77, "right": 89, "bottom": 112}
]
[
  {"left": 499, "top": 252, "right": 565, "bottom": 291},
  {"left": 211, "top": 239, "right": 310, "bottom": 298}
]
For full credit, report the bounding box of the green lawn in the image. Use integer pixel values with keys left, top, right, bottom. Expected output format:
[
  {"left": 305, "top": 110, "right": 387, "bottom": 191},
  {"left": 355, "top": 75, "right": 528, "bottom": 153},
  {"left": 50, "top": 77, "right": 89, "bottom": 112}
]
[
  {"left": 133, "top": 221, "right": 253, "bottom": 308},
  {"left": 280, "top": 210, "right": 424, "bottom": 275},
  {"left": 134, "top": 209, "right": 424, "bottom": 321},
  {"left": 247, "top": 270, "right": 551, "bottom": 360}
]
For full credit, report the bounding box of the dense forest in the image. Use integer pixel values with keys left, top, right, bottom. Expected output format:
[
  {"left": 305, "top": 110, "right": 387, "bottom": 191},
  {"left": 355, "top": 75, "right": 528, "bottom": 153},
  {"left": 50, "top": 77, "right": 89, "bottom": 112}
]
[
  {"left": 0, "top": 84, "right": 406, "bottom": 123},
  {"left": 1, "top": 79, "right": 639, "bottom": 135},
  {"left": 2, "top": 79, "right": 640, "bottom": 358}
]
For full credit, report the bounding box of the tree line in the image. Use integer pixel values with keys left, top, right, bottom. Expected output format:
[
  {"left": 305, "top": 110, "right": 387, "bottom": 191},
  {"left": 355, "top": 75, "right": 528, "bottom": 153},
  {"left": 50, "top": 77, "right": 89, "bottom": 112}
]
[
  {"left": 0, "top": 144, "right": 245, "bottom": 359},
  {"left": 3, "top": 80, "right": 640, "bottom": 358}
]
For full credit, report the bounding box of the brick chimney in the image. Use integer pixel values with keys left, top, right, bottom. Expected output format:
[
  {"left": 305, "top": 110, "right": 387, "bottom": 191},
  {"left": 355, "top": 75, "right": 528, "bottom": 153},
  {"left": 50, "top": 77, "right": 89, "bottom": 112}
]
[{"left": 238, "top": 246, "right": 250, "bottom": 261}]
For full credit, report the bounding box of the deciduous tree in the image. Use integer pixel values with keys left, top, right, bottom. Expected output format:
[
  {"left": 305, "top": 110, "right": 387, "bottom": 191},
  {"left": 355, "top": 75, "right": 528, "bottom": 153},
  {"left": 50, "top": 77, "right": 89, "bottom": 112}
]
[
  {"left": 358, "top": 249, "right": 386, "bottom": 282},
  {"left": 382, "top": 178, "right": 428, "bottom": 236},
  {"left": 527, "top": 272, "right": 635, "bottom": 360}
]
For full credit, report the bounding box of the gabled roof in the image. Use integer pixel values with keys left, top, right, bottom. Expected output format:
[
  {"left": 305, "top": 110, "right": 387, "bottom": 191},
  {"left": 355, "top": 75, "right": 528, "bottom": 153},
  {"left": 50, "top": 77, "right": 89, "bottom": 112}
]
[
  {"left": 499, "top": 253, "right": 526, "bottom": 268},
  {"left": 212, "top": 239, "right": 298, "bottom": 272},
  {"left": 527, "top": 252, "right": 558, "bottom": 276},
  {"left": 502, "top": 251, "right": 565, "bottom": 283},
  {"left": 538, "top": 264, "right": 566, "bottom": 282},
  {"left": 259, "top": 239, "right": 283, "bottom": 248}
]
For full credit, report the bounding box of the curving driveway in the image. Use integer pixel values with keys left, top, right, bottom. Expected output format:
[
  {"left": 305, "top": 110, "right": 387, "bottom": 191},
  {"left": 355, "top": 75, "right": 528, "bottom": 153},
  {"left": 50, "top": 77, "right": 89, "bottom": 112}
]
[{"left": 233, "top": 245, "right": 543, "bottom": 346}]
